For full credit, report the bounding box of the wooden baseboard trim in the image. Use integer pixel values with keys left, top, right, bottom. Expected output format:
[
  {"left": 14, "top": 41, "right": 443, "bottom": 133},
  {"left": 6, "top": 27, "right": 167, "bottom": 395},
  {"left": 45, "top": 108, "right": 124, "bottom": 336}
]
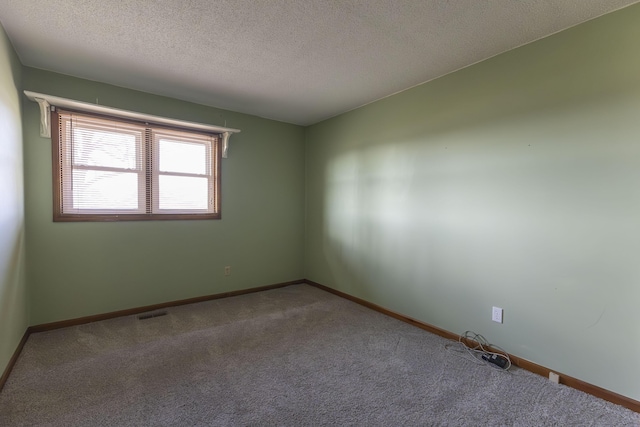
[
  {"left": 0, "top": 329, "right": 30, "bottom": 393},
  {"left": 305, "top": 279, "right": 640, "bottom": 413},
  {"left": 509, "top": 356, "right": 640, "bottom": 413},
  {"left": 30, "top": 280, "right": 304, "bottom": 333},
  {"left": 307, "top": 280, "right": 460, "bottom": 341}
]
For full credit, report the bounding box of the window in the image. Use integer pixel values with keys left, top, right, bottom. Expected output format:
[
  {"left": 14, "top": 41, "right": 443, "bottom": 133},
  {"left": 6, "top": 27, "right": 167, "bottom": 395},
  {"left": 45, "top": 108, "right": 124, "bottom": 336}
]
[{"left": 52, "top": 109, "right": 221, "bottom": 221}]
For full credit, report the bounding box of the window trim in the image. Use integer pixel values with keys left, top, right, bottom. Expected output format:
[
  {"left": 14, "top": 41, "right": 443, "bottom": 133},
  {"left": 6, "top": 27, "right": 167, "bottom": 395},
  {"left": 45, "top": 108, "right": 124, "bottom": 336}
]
[{"left": 52, "top": 108, "right": 222, "bottom": 222}]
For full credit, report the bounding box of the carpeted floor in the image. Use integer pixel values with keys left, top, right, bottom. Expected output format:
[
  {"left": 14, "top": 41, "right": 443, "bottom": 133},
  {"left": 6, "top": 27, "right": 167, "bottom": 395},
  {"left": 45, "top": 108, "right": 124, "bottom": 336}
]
[{"left": 1, "top": 284, "right": 638, "bottom": 426}]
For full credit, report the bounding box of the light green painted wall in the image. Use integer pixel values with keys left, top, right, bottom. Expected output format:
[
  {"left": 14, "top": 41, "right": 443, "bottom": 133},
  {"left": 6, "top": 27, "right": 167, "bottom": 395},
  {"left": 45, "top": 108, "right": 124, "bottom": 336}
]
[
  {"left": 305, "top": 5, "right": 640, "bottom": 401},
  {"left": 0, "top": 26, "right": 27, "bottom": 375},
  {"left": 23, "top": 68, "right": 305, "bottom": 325}
]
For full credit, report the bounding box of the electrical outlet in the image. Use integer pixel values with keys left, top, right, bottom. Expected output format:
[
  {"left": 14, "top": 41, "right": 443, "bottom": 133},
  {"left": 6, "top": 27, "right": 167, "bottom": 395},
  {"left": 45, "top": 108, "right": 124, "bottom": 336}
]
[
  {"left": 224, "top": 266, "right": 231, "bottom": 276},
  {"left": 492, "top": 306, "right": 503, "bottom": 323},
  {"left": 549, "top": 372, "right": 560, "bottom": 384}
]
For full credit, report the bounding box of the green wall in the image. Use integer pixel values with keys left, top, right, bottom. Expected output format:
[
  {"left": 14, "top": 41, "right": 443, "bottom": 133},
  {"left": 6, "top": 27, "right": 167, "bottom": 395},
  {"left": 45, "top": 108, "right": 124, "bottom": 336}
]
[
  {"left": 0, "top": 26, "right": 27, "bottom": 377},
  {"left": 305, "top": 5, "right": 640, "bottom": 401},
  {"left": 22, "top": 68, "right": 305, "bottom": 325}
]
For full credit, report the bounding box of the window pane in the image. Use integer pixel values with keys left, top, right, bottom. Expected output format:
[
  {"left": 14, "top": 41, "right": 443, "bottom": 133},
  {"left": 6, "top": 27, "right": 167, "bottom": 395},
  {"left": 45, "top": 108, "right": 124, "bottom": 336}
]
[
  {"left": 72, "top": 127, "right": 139, "bottom": 170},
  {"left": 158, "top": 175, "right": 209, "bottom": 210},
  {"left": 159, "top": 139, "right": 207, "bottom": 175},
  {"left": 72, "top": 170, "right": 140, "bottom": 210}
]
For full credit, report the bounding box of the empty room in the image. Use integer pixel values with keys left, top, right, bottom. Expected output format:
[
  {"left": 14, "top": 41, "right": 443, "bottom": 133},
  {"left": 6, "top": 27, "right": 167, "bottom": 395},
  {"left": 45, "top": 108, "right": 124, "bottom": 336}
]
[{"left": 1, "top": 1, "right": 640, "bottom": 425}]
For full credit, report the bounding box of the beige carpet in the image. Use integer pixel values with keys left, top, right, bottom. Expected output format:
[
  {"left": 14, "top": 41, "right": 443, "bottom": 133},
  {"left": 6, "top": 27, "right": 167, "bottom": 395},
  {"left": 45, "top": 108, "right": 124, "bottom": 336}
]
[{"left": 1, "top": 284, "right": 638, "bottom": 426}]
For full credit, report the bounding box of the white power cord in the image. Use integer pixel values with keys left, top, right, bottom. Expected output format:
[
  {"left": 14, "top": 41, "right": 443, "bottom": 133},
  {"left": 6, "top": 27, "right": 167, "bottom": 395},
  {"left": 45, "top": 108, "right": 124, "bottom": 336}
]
[{"left": 445, "top": 331, "right": 512, "bottom": 371}]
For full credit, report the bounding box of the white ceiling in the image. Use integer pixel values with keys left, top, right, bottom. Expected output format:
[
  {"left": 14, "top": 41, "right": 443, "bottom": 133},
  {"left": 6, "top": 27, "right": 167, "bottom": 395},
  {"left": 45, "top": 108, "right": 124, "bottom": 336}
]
[{"left": 1, "top": 1, "right": 638, "bottom": 126}]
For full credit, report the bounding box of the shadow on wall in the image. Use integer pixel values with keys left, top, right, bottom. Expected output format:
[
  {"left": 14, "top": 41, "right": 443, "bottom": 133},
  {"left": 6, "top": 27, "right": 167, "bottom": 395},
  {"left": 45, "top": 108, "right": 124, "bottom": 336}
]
[
  {"left": 318, "top": 79, "right": 640, "bottom": 332},
  {"left": 0, "top": 222, "right": 26, "bottom": 359},
  {"left": 315, "top": 11, "right": 640, "bottom": 319},
  {"left": 309, "top": 5, "right": 640, "bottom": 399}
]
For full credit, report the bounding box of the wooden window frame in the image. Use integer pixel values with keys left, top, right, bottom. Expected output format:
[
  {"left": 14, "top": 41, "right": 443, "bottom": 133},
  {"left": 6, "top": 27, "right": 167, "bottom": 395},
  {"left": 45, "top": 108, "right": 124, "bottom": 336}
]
[{"left": 52, "top": 108, "right": 221, "bottom": 222}]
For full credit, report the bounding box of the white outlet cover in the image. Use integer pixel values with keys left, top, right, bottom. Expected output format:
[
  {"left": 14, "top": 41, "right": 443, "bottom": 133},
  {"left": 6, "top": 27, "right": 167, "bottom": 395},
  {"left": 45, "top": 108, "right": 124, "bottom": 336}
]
[{"left": 492, "top": 306, "right": 503, "bottom": 323}]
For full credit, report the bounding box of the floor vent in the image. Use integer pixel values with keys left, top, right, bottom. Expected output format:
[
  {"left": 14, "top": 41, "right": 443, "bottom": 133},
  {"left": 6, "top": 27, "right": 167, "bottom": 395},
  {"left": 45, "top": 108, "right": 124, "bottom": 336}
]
[{"left": 137, "top": 310, "right": 168, "bottom": 320}]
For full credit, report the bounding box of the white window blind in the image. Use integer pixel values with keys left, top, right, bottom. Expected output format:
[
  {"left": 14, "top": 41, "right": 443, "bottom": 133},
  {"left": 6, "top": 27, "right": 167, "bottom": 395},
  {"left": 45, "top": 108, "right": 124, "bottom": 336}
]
[{"left": 59, "top": 113, "right": 146, "bottom": 214}]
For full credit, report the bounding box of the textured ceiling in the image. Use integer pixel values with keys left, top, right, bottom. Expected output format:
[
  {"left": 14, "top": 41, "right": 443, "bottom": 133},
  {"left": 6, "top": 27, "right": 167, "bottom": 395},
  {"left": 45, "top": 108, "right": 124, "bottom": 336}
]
[{"left": 1, "top": 1, "right": 639, "bottom": 125}]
